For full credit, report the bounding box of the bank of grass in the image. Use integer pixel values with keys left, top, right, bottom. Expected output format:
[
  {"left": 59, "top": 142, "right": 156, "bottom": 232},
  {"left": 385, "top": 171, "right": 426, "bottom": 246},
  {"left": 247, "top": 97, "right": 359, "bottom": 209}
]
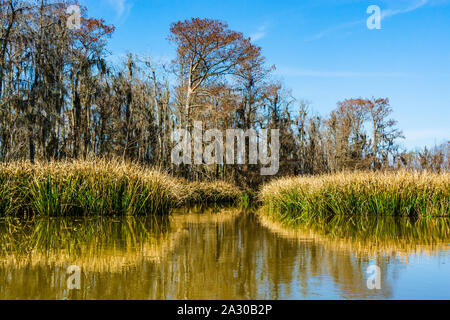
[
  {"left": 260, "top": 171, "right": 450, "bottom": 227},
  {"left": 0, "top": 160, "right": 242, "bottom": 216}
]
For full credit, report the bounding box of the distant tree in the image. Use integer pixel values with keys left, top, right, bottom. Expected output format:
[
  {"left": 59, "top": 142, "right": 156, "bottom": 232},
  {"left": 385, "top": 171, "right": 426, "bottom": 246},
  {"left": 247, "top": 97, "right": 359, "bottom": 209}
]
[
  {"left": 324, "top": 98, "right": 403, "bottom": 171},
  {"left": 168, "top": 18, "right": 260, "bottom": 127},
  {"left": 366, "top": 98, "right": 404, "bottom": 169},
  {"left": 327, "top": 99, "right": 370, "bottom": 170}
]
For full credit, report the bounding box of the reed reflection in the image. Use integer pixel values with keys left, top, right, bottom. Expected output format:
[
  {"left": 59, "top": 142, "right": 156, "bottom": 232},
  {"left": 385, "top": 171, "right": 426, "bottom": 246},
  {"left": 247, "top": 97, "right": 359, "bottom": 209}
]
[{"left": 0, "top": 210, "right": 448, "bottom": 300}]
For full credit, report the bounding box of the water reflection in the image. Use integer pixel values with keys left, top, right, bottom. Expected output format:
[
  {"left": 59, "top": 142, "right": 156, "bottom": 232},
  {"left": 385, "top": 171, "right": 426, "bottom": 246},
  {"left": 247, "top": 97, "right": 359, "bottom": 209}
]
[{"left": 0, "top": 210, "right": 449, "bottom": 300}]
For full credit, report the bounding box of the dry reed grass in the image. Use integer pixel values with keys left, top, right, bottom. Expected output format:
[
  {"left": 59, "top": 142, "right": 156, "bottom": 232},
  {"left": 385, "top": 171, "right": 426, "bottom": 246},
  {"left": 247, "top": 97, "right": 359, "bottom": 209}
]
[
  {"left": 260, "top": 171, "right": 449, "bottom": 225},
  {"left": 0, "top": 160, "right": 242, "bottom": 216}
]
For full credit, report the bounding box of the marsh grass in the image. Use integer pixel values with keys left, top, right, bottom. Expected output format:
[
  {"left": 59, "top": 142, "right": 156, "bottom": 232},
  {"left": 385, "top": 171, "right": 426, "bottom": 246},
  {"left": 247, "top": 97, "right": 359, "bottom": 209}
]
[
  {"left": 260, "top": 171, "right": 449, "bottom": 226},
  {"left": 0, "top": 160, "right": 241, "bottom": 216},
  {"left": 172, "top": 180, "right": 242, "bottom": 205}
]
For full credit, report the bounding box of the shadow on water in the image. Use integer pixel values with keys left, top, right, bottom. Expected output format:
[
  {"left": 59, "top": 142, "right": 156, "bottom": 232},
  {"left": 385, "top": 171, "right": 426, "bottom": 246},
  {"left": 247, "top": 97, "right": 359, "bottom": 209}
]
[{"left": 0, "top": 209, "right": 449, "bottom": 300}]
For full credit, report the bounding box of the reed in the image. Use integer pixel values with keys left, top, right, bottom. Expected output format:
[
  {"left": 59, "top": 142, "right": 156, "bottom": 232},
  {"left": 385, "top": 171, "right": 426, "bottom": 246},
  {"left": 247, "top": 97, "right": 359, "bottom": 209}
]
[
  {"left": 260, "top": 171, "right": 450, "bottom": 226},
  {"left": 171, "top": 180, "right": 242, "bottom": 206},
  {"left": 0, "top": 160, "right": 242, "bottom": 216}
]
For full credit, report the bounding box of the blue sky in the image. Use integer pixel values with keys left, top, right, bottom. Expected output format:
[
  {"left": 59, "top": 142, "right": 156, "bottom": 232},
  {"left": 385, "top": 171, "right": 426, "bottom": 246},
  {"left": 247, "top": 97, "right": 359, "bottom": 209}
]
[{"left": 79, "top": 0, "right": 450, "bottom": 150}]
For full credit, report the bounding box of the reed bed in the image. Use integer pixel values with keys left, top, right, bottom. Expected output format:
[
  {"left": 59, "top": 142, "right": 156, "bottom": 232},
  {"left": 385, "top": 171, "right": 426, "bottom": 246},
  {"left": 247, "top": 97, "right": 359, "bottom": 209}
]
[
  {"left": 260, "top": 171, "right": 450, "bottom": 226},
  {"left": 0, "top": 160, "right": 241, "bottom": 216}
]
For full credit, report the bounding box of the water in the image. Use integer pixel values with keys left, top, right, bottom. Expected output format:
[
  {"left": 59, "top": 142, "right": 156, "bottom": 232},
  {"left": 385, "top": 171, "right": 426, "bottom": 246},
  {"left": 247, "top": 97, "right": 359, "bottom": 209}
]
[{"left": 0, "top": 209, "right": 449, "bottom": 300}]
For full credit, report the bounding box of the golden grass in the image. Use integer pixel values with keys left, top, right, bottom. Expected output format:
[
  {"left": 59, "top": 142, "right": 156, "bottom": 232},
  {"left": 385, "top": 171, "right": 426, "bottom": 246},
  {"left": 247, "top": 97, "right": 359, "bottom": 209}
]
[
  {"left": 0, "top": 160, "right": 242, "bottom": 216},
  {"left": 260, "top": 171, "right": 449, "bottom": 226}
]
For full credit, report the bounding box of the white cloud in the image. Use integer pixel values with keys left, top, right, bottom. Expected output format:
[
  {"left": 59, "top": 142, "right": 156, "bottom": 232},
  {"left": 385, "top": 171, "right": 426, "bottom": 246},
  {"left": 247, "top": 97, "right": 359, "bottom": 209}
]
[
  {"left": 381, "top": 0, "right": 429, "bottom": 19},
  {"left": 306, "top": 20, "right": 362, "bottom": 41}
]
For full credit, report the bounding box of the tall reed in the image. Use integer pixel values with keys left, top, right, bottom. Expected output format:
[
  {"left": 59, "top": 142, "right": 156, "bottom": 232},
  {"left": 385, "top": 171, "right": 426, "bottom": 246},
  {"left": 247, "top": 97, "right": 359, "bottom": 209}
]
[
  {"left": 260, "top": 171, "right": 449, "bottom": 226},
  {"left": 0, "top": 160, "right": 241, "bottom": 216}
]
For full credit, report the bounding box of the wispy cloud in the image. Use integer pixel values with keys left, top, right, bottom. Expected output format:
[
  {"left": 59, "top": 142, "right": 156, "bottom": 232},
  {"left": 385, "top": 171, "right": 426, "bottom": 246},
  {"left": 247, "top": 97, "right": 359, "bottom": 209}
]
[
  {"left": 306, "top": 19, "right": 363, "bottom": 41},
  {"left": 307, "top": 0, "right": 431, "bottom": 41},
  {"left": 275, "top": 67, "right": 411, "bottom": 78},
  {"left": 381, "top": 0, "right": 429, "bottom": 19}
]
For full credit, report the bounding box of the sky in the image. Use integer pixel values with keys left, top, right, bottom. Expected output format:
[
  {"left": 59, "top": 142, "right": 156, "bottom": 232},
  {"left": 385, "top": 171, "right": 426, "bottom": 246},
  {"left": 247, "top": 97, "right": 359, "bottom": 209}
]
[{"left": 79, "top": 0, "right": 450, "bottom": 150}]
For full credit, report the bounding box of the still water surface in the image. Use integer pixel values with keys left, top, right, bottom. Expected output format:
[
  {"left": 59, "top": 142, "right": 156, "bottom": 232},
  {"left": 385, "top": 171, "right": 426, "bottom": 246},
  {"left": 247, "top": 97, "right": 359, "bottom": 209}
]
[{"left": 0, "top": 208, "right": 449, "bottom": 300}]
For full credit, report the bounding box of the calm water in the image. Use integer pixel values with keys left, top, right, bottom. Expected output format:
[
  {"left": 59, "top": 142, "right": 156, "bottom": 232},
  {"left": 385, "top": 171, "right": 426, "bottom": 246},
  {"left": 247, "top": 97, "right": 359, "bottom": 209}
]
[{"left": 0, "top": 209, "right": 449, "bottom": 300}]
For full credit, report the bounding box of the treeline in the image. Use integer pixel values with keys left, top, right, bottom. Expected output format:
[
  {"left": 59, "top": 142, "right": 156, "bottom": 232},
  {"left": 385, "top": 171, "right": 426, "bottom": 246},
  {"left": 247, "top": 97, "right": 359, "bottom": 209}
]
[{"left": 0, "top": 0, "right": 448, "bottom": 187}]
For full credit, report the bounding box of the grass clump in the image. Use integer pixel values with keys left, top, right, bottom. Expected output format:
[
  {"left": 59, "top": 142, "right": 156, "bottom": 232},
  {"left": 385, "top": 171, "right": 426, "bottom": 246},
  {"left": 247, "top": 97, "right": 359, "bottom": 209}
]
[
  {"left": 260, "top": 171, "right": 450, "bottom": 226},
  {"left": 172, "top": 180, "right": 242, "bottom": 206},
  {"left": 0, "top": 160, "right": 242, "bottom": 217}
]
